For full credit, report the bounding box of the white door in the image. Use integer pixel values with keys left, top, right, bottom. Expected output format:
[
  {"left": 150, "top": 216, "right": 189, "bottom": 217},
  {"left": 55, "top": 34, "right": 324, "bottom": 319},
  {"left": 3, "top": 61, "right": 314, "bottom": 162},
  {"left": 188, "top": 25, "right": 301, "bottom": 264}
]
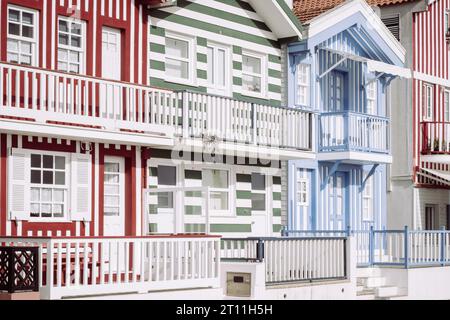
[
  {"left": 103, "top": 157, "right": 125, "bottom": 236},
  {"left": 101, "top": 27, "right": 121, "bottom": 120},
  {"left": 206, "top": 42, "right": 230, "bottom": 96}
]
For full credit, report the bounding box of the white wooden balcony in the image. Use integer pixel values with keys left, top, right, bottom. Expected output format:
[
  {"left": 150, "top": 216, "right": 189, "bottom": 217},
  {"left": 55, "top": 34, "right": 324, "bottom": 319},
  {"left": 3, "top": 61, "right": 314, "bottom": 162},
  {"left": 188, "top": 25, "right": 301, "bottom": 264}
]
[
  {"left": 0, "top": 235, "right": 221, "bottom": 299},
  {"left": 0, "top": 62, "right": 313, "bottom": 157},
  {"left": 319, "top": 111, "right": 391, "bottom": 163}
]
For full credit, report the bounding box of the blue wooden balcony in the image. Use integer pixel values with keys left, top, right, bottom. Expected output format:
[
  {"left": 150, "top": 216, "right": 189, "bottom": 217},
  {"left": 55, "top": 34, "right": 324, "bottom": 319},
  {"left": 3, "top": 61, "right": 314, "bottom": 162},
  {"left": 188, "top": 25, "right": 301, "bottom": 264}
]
[{"left": 319, "top": 111, "right": 390, "bottom": 156}]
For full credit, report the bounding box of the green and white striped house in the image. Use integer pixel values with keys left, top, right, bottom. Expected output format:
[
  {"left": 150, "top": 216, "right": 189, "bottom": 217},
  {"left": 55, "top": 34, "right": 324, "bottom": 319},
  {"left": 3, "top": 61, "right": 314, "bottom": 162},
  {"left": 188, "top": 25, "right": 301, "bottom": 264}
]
[{"left": 145, "top": 0, "right": 314, "bottom": 237}]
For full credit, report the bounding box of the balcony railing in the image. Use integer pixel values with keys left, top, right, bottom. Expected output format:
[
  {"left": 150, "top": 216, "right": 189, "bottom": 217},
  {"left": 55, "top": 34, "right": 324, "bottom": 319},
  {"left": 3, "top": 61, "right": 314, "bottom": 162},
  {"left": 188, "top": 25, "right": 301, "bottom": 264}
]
[
  {"left": 0, "top": 235, "right": 221, "bottom": 299},
  {"left": 420, "top": 121, "right": 450, "bottom": 154},
  {"left": 319, "top": 111, "right": 390, "bottom": 154},
  {"left": 0, "top": 62, "right": 313, "bottom": 151}
]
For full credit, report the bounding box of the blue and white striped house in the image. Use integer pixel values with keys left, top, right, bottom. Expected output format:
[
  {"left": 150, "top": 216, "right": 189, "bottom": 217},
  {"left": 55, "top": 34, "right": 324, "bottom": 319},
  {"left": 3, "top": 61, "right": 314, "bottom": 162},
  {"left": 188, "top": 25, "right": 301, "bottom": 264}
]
[{"left": 286, "top": 0, "right": 411, "bottom": 232}]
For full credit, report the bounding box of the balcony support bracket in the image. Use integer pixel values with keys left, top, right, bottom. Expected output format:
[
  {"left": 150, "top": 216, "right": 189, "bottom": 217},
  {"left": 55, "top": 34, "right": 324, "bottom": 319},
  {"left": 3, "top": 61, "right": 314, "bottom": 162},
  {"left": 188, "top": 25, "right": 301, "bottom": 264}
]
[
  {"left": 360, "top": 164, "right": 379, "bottom": 192},
  {"left": 321, "top": 160, "right": 342, "bottom": 189},
  {"left": 317, "top": 57, "right": 347, "bottom": 80}
]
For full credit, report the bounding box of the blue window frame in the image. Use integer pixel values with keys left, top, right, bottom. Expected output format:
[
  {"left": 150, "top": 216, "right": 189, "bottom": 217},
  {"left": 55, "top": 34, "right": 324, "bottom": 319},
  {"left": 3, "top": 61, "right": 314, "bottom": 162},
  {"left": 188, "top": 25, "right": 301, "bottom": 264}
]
[{"left": 329, "top": 71, "right": 346, "bottom": 111}]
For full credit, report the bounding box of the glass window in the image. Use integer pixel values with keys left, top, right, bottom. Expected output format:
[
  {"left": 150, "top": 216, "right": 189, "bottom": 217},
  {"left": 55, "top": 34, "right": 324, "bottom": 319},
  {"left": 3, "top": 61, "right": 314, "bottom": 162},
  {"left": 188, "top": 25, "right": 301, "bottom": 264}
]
[
  {"left": 251, "top": 173, "right": 266, "bottom": 211},
  {"left": 202, "top": 169, "right": 229, "bottom": 211},
  {"left": 366, "top": 81, "right": 377, "bottom": 115},
  {"left": 242, "top": 54, "right": 263, "bottom": 94},
  {"left": 423, "top": 83, "right": 434, "bottom": 120},
  {"left": 58, "top": 17, "right": 84, "bottom": 73},
  {"left": 445, "top": 90, "right": 450, "bottom": 122},
  {"left": 425, "top": 205, "right": 437, "bottom": 230},
  {"left": 165, "top": 36, "right": 190, "bottom": 80},
  {"left": 296, "top": 64, "right": 310, "bottom": 106},
  {"left": 157, "top": 165, "right": 176, "bottom": 209},
  {"left": 296, "top": 176, "right": 308, "bottom": 206},
  {"left": 363, "top": 176, "right": 373, "bottom": 221},
  {"left": 30, "top": 154, "right": 68, "bottom": 219},
  {"left": 251, "top": 173, "right": 265, "bottom": 191},
  {"left": 7, "top": 6, "right": 37, "bottom": 66}
]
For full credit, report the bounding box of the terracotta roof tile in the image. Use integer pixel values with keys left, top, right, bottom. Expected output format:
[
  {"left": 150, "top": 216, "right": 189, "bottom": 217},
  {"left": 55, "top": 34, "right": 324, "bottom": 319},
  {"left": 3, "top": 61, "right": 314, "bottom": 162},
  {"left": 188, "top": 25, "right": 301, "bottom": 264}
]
[{"left": 293, "top": 0, "right": 418, "bottom": 24}]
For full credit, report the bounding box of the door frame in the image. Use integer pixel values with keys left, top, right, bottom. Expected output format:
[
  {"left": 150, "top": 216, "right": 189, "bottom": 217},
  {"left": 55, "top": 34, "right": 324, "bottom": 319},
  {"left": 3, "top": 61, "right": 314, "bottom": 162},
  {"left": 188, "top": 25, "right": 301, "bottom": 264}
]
[
  {"left": 101, "top": 26, "right": 123, "bottom": 81},
  {"left": 329, "top": 171, "right": 349, "bottom": 230},
  {"left": 103, "top": 155, "right": 126, "bottom": 236},
  {"left": 205, "top": 41, "right": 232, "bottom": 97}
]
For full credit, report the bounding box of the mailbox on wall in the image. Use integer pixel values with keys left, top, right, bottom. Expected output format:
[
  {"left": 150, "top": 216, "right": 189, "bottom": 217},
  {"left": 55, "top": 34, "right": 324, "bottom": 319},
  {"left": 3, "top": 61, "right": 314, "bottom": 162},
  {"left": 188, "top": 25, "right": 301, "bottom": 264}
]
[{"left": 226, "top": 272, "right": 251, "bottom": 297}]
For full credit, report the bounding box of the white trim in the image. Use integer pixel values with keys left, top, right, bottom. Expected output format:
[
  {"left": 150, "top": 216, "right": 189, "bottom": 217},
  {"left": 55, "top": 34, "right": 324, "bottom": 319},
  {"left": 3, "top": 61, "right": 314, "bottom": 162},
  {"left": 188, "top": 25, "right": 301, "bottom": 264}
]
[
  {"left": 241, "top": 49, "right": 268, "bottom": 99},
  {"left": 205, "top": 41, "right": 232, "bottom": 97},
  {"left": 57, "top": 16, "right": 86, "bottom": 74},
  {"left": 423, "top": 83, "right": 434, "bottom": 121}
]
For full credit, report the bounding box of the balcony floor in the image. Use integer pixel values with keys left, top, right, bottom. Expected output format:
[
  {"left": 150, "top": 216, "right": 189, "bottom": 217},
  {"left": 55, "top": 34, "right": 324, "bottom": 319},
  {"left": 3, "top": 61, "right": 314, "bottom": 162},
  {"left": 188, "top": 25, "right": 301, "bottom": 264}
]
[{"left": 318, "top": 151, "right": 392, "bottom": 164}]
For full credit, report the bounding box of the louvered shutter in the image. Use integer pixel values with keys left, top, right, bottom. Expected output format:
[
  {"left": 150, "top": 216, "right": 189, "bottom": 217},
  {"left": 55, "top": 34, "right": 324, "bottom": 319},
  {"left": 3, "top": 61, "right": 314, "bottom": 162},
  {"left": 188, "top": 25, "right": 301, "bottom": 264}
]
[
  {"left": 71, "top": 153, "right": 92, "bottom": 221},
  {"left": 381, "top": 15, "right": 400, "bottom": 41},
  {"left": 8, "top": 149, "right": 30, "bottom": 221}
]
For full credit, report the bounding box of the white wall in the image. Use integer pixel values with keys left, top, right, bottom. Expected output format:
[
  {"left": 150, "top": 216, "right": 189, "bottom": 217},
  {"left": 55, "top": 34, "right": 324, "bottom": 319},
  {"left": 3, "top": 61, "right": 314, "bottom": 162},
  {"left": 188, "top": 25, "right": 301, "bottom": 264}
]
[{"left": 415, "top": 188, "right": 450, "bottom": 229}]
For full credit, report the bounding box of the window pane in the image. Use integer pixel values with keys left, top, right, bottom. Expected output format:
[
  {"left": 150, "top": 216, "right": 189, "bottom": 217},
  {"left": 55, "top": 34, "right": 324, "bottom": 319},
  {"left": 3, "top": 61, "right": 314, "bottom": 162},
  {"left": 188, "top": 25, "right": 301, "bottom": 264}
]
[
  {"left": 59, "top": 34, "right": 68, "bottom": 45},
  {"left": 207, "top": 47, "right": 214, "bottom": 85},
  {"left": 8, "top": 23, "right": 20, "bottom": 36},
  {"left": 166, "top": 58, "right": 189, "bottom": 79},
  {"left": 210, "top": 191, "right": 228, "bottom": 210},
  {"left": 105, "top": 163, "right": 120, "bottom": 173},
  {"left": 69, "top": 63, "right": 80, "bottom": 73},
  {"left": 157, "top": 192, "right": 174, "bottom": 209},
  {"left": 31, "top": 170, "right": 41, "bottom": 184},
  {"left": 53, "top": 204, "right": 64, "bottom": 217},
  {"left": 69, "top": 51, "right": 80, "bottom": 63},
  {"left": 55, "top": 172, "right": 65, "bottom": 185},
  {"left": 157, "top": 166, "right": 176, "bottom": 186},
  {"left": 203, "top": 169, "right": 228, "bottom": 189},
  {"left": 41, "top": 204, "right": 52, "bottom": 217},
  {"left": 71, "top": 22, "right": 81, "bottom": 35},
  {"left": 8, "top": 10, "right": 20, "bottom": 22},
  {"left": 43, "top": 155, "right": 53, "bottom": 168},
  {"left": 217, "top": 49, "right": 226, "bottom": 86},
  {"left": 251, "top": 193, "right": 266, "bottom": 211},
  {"left": 251, "top": 173, "right": 265, "bottom": 191},
  {"left": 71, "top": 36, "right": 81, "bottom": 48},
  {"left": 242, "top": 74, "right": 261, "bottom": 93},
  {"left": 30, "top": 204, "right": 40, "bottom": 217},
  {"left": 20, "top": 54, "right": 31, "bottom": 65},
  {"left": 41, "top": 188, "right": 52, "bottom": 201},
  {"left": 104, "top": 173, "right": 119, "bottom": 183},
  {"left": 20, "top": 41, "right": 31, "bottom": 54},
  {"left": 58, "top": 49, "right": 68, "bottom": 61},
  {"left": 31, "top": 188, "right": 40, "bottom": 201},
  {"left": 59, "top": 20, "right": 68, "bottom": 32},
  {"left": 22, "top": 12, "right": 33, "bottom": 25},
  {"left": 7, "top": 39, "right": 18, "bottom": 52},
  {"left": 105, "top": 196, "right": 119, "bottom": 206},
  {"left": 105, "top": 185, "right": 119, "bottom": 195},
  {"left": 54, "top": 189, "right": 64, "bottom": 202},
  {"left": 43, "top": 171, "right": 53, "bottom": 184},
  {"left": 22, "top": 26, "right": 33, "bottom": 38},
  {"left": 31, "top": 154, "right": 41, "bottom": 168},
  {"left": 166, "top": 37, "right": 188, "bottom": 59},
  {"left": 104, "top": 207, "right": 119, "bottom": 216},
  {"left": 243, "top": 55, "right": 261, "bottom": 74},
  {"left": 7, "top": 53, "right": 19, "bottom": 63},
  {"left": 58, "top": 62, "right": 67, "bottom": 71},
  {"left": 55, "top": 156, "right": 65, "bottom": 169}
]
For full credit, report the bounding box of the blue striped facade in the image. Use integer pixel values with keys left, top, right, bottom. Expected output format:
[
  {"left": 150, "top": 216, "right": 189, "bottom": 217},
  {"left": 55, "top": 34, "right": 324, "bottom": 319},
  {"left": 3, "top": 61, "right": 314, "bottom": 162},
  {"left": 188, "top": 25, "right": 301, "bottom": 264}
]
[{"left": 286, "top": 11, "right": 403, "bottom": 231}]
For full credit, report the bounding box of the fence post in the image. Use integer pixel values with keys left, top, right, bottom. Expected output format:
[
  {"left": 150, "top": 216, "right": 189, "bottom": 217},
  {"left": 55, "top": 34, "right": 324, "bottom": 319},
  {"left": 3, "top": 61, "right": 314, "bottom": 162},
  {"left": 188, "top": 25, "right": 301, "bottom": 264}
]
[
  {"left": 369, "top": 225, "right": 374, "bottom": 266},
  {"left": 182, "top": 91, "right": 189, "bottom": 138},
  {"left": 404, "top": 226, "right": 409, "bottom": 269},
  {"left": 252, "top": 103, "right": 257, "bottom": 145},
  {"left": 441, "top": 226, "right": 446, "bottom": 266},
  {"left": 256, "top": 239, "right": 265, "bottom": 262}
]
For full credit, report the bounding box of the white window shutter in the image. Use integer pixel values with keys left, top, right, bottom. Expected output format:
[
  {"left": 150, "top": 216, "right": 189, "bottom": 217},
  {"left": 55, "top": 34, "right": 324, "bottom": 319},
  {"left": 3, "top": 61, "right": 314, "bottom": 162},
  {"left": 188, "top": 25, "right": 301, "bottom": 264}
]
[
  {"left": 8, "top": 149, "right": 30, "bottom": 221},
  {"left": 71, "top": 153, "right": 92, "bottom": 221}
]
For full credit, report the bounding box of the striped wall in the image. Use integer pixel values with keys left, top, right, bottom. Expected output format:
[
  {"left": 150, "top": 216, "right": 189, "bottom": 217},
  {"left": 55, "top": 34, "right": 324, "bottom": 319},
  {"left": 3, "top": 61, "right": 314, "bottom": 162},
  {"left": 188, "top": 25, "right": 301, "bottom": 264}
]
[
  {"left": 317, "top": 31, "right": 384, "bottom": 115},
  {"left": 148, "top": 0, "right": 283, "bottom": 105},
  {"left": 412, "top": 0, "right": 450, "bottom": 184},
  {"left": 146, "top": 156, "right": 282, "bottom": 237}
]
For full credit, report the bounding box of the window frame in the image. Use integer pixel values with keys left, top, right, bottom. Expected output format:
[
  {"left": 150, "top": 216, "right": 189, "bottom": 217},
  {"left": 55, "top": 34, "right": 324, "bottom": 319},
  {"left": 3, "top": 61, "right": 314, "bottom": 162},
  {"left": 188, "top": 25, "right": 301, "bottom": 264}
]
[
  {"left": 251, "top": 173, "right": 267, "bottom": 213},
  {"left": 296, "top": 63, "right": 310, "bottom": 107},
  {"left": 202, "top": 168, "right": 232, "bottom": 216},
  {"left": 6, "top": 5, "right": 39, "bottom": 67},
  {"left": 423, "top": 83, "right": 434, "bottom": 121},
  {"left": 425, "top": 204, "right": 438, "bottom": 230},
  {"left": 57, "top": 16, "right": 86, "bottom": 74},
  {"left": 444, "top": 89, "right": 450, "bottom": 122},
  {"left": 329, "top": 70, "right": 346, "bottom": 112},
  {"left": 28, "top": 150, "right": 71, "bottom": 222},
  {"left": 296, "top": 176, "right": 309, "bottom": 207},
  {"left": 164, "top": 31, "right": 197, "bottom": 86},
  {"left": 241, "top": 50, "right": 268, "bottom": 99}
]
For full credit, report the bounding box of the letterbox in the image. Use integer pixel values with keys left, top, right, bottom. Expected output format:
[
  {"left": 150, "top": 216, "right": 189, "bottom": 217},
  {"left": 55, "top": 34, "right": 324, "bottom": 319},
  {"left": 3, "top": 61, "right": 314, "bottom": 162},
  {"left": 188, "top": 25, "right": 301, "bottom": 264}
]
[{"left": 226, "top": 272, "right": 251, "bottom": 297}]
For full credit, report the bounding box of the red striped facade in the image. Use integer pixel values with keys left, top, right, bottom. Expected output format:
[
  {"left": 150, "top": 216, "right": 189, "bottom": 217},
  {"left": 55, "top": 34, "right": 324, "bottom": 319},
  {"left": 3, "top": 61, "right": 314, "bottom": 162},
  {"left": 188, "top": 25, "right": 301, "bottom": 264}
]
[{"left": 413, "top": 0, "right": 450, "bottom": 188}]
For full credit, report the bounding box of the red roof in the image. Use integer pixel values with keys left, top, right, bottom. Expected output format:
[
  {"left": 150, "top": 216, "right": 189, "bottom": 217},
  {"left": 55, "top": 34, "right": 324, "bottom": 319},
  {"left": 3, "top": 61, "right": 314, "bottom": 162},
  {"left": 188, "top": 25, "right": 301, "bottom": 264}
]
[{"left": 293, "top": 0, "right": 418, "bottom": 23}]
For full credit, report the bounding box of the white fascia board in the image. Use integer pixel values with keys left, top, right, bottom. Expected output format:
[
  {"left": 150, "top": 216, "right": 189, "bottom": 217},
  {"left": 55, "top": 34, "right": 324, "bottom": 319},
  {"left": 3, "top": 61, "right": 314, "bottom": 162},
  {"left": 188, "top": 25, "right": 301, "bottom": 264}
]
[
  {"left": 248, "top": 0, "right": 303, "bottom": 40},
  {"left": 367, "top": 60, "right": 412, "bottom": 79},
  {"left": 307, "top": 0, "right": 406, "bottom": 63},
  {"left": 0, "top": 118, "right": 174, "bottom": 147},
  {"left": 317, "top": 151, "right": 393, "bottom": 164}
]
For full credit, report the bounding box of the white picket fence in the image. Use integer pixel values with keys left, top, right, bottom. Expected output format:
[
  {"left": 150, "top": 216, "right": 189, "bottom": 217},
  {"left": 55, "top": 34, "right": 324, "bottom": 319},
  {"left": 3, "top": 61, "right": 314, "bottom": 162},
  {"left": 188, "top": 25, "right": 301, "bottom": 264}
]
[
  {"left": 221, "top": 237, "right": 348, "bottom": 283},
  {"left": 0, "top": 235, "right": 221, "bottom": 299}
]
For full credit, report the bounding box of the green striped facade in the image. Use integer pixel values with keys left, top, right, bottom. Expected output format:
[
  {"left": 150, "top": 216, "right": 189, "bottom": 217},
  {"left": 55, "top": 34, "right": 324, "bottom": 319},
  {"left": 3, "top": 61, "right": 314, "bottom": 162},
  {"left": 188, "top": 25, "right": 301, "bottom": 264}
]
[
  {"left": 147, "top": 157, "right": 282, "bottom": 236},
  {"left": 148, "top": 0, "right": 283, "bottom": 106}
]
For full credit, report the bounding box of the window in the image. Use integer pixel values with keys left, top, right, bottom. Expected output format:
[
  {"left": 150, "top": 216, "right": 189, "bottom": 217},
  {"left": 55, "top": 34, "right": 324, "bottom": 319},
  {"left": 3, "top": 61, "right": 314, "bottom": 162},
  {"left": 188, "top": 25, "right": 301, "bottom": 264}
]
[
  {"left": 251, "top": 173, "right": 266, "bottom": 211},
  {"left": 425, "top": 205, "right": 437, "bottom": 230},
  {"left": 366, "top": 81, "right": 377, "bottom": 115},
  {"left": 202, "top": 169, "right": 229, "bottom": 212},
  {"left": 445, "top": 90, "right": 450, "bottom": 122},
  {"left": 362, "top": 176, "right": 374, "bottom": 221},
  {"left": 296, "top": 64, "right": 310, "bottom": 106},
  {"left": 7, "top": 6, "right": 38, "bottom": 66},
  {"left": 207, "top": 43, "right": 230, "bottom": 95},
  {"left": 58, "top": 17, "right": 85, "bottom": 73},
  {"left": 30, "top": 154, "right": 68, "bottom": 219},
  {"left": 296, "top": 175, "right": 308, "bottom": 206},
  {"left": 423, "top": 83, "right": 434, "bottom": 120},
  {"left": 381, "top": 15, "right": 400, "bottom": 41},
  {"left": 157, "top": 165, "right": 176, "bottom": 209},
  {"left": 165, "top": 33, "right": 195, "bottom": 84},
  {"left": 242, "top": 51, "right": 266, "bottom": 97}
]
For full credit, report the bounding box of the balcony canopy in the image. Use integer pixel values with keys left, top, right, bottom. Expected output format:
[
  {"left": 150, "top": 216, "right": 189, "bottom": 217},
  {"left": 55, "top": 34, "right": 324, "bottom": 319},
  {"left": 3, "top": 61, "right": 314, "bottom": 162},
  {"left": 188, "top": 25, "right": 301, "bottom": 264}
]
[
  {"left": 418, "top": 168, "right": 450, "bottom": 187},
  {"left": 319, "top": 48, "right": 412, "bottom": 80}
]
